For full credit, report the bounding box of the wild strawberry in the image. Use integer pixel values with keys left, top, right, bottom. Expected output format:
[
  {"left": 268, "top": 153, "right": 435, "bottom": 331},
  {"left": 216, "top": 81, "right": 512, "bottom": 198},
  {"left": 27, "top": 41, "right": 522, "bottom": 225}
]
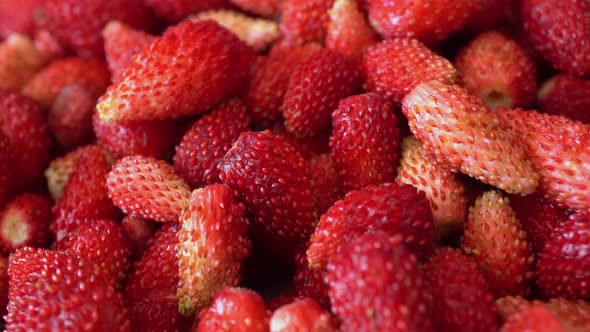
[
  {"left": 294, "top": 245, "right": 330, "bottom": 308},
  {"left": 229, "top": 0, "right": 285, "bottom": 17},
  {"left": 283, "top": 48, "right": 360, "bottom": 138},
  {"left": 396, "top": 136, "right": 467, "bottom": 239},
  {"left": 107, "top": 155, "right": 191, "bottom": 223},
  {"left": 0, "top": 193, "right": 51, "bottom": 253},
  {"left": 0, "top": 256, "right": 7, "bottom": 317},
  {"left": 455, "top": 30, "right": 537, "bottom": 109},
  {"left": 98, "top": 21, "right": 255, "bottom": 123},
  {"left": 102, "top": 21, "right": 155, "bottom": 80},
  {"left": 174, "top": 100, "right": 250, "bottom": 189},
  {"left": 6, "top": 247, "right": 131, "bottom": 331},
  {"left": 270, "top": 297, "right": 337, "bottom": 332},
  {"left": 22, "top": 57, "right": 111, "bottom": 107},
  {"left": 521, "top": 0, "right": 590, "bottom": 75},
  {"left": 402, "top": 81, "right": 539, "bottom": 194},
  {"left": 423, "top": 247, "right": 498, "bottom": 332},
  {"left": 280, "top": 0, "right": 333, "bottom": 45},
  {"left": 144, "top": 0, "right": 228, "bottom": 22},
  {"left": 330, "top": 93, "right": 400, "bottom": 192},
  {"left": 327, "top": 232, "right": 433, "bottom": 332},
  {"left": 196, "top": 287, "right": 269, "bottom": 332},
  {"left": 0, "top": 0, "right": 41, "bottom": 38},
  {"left": 502, "top": 300, "right": 590, "bottom": 332},
  {"left": 306, "top": 153, "right": 342, "bottom": 215},
  {"left": 49, "top": 85, "right": 95, "bottom": 148},
  {"left": 362, "top": 38, "right": 457, "bottom": 103},
  {"left": 219, "top": 131, "right": 317, "bottom": 242},
  {"left": 307, "top": 183, "right": 434, "bottom": 270},
  {"left": 0, "top": 34, "right": 45, "bottom": 91},
  {"left": 121, "top": 215, "right": 157, "bottom": 260},
  {"left": 538, "top": 74, "right": 590, "bottom": 124},
  {"left": 270, "top": 121, "right": 330, "bottom": 159}
]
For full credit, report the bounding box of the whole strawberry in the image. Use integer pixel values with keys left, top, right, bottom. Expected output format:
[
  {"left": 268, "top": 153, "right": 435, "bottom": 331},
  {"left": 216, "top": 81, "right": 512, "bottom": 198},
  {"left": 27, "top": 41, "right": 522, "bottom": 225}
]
[
  {"left": 49, "top": 84, "right": 96, "bottom": 148},
  {"left": 280, "top": 0, "right": 334, "bottom": 45},
  {"left": 0, "top": 193, "right": 52, "bottom": 253},
  {"left": 538, "top": 74, "right": 590, "bottom": 124}
]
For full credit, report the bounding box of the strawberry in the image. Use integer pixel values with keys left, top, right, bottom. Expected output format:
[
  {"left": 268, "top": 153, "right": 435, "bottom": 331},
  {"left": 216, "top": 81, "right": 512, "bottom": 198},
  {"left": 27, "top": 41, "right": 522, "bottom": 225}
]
[
  {"left": 538, "top": 74, "right": 590, "bottom": 124},
  {"left": 270, "top": 121, "right": 331, "bottom": 159},
  {"left": 189, "top": 10, "right": 280, "bottom": 51},
  {"left": 37, "top": 0, "right": 153, "bottom": 57},
  {"left": 306, "top": 153, "right": 342, "bottom": 215},
  {"left": 283, "top": 48, "right": 360, "bottom": 138},
  {"left": 174, "top": 100, "right": 250, "bottom": 189},
  {"left": 144, "top": 0, "right": 228, "bottom": 22},
  {"left": 268, "top": 294, "right": 306, "bottom": 311},
  {"left": 102, "top": 21, "right": 155, "bottom": 80},
  {"left": 536, "top": 213, "right": 590, "bottom": 299},
  {"left": 121, "top": 215, "right": 157, "bottom": 260},
  {"left": 294, "top": 245, "right": 330, "bottom": 308},
  {"left": 462, "top": 191, "right": 534, "bottom": 296},
  {"left": 496, "top": 296, "right": 530, "bottom": 321},
  {"left": 502, "top": 301, "right": 590, "bottom": 332},
  {"left": 229, "top": 0, "right": 285, "bottom": 17},
  {"left": 93, "top": 113, "right": 177, "bottom": 160},
  {"left": 307, "top": 183, "right": 434, "bottom": 270},
  {"left": 423, "top": 247, "right": 498, "bottom": 332},
  {"left": 0, "top": 132, "right": 15, "bottom": 206},
  {"left": 0, "top": 256, "right": 7, "bottom": 318},
  {"left": 270, "top": 297, "right": 337, "bottom": 332},
  {"left": 0, "top": 193, "right": 52, "bottom": 253},
  {"left": 0, "top": 0, "right": 42, "bottom": 38},
  {"left": 326, "top": 232, "right": 433, "bottom": 332},
  {"left": 33, "top": 29, "right": 65, "bottom": 63},
  {"left": 330, "top": 93, "right": 400, "bottom": 192},
  {"left": 0, "top": 34, "right": 45, "bottom": 91},
  {"left": 6, "top": 247, "right": 131, "bottom": 331},
  {"left": 362, "top": 38, "right": 457, "bottom": 104},
  {"left": 97, "top": 20, "right": 256, "bottom": 122},
  {"left": 177, "top": 184, "right": 251, "bottom": 315},
  {"left": 22, "top": 57, "right": 111, "bottom": 107},
  {"left": 396, "top": 136, "right": 468, "bottom": 239},
  {"left": 497, "top": 108, "right": 590, "bottom": 212},
  {"left": 455, "top": 30, "right": 537, "bottom": 109},
  {"left": 245, "top": 43, "right": 321, "bottom": 124},
  {"left": 402, "top": 81, "right": 539, "bottom": 194},
  {"left": 107, "top": 155, "right": 191, "bottom": 223},
  {"left": 325, "top": 0, "right": 379, "bottom": 61},
  {"left": 463, "top": 0, "right": 508, "bottom": 33},
  {"left": 280, "top": 0, "right": 333, "bottom": 45},
  {"left": 48, "top": 84, "right": 95, "bottom": 148},
  {"left": 196, "top": 287, "right": 269, "bottom": 332},
  {"left": 219, "top": 131, "right": 317, "bottom": 242},
  {"left": 521, "top": 0, "right": 590, "bottom": 75}
]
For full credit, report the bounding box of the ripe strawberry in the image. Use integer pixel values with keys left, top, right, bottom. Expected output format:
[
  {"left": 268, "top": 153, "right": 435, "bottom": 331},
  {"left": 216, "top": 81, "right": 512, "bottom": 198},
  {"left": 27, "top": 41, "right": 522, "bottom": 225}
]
[
  {"left": 22, "top": 57, "right": 111, "bottom": 107},
  {"left": 538, "top": 74, "right": 590, "bottom": 124},
  {"left": 121, "top": 215, "right": 157, "bottom": 260},
  {"left": 496, "top": 296, "right": 530, "bottom": 321},
  {"left": 521, "top": 0, "right": 590, "bottom": 75},
  {"left": 102, "top": 21, "right": 155, "bottom": 80},
  {"left": 455, "top": 31, "right": 537, "bottom": 109},
  {"left": 325, "top": 0, "right": 378, "bottom": 61},
  {"left": 402, "top": 81, "right": 539, "bottom": 194},
  {"left": 0, "top": 193, "right": 51, "bottom": 253},
  {"left": 283, "top": 48, "right": 360, "bottom": 138},
  {"left": 462, "top": 191, "right": 534, "bottom": 296},
  {"left": 294, "top": 245, "right": 330, "bottom": 308},
  {"left": 270, "top": 298, "right": 337, "bottom": 332},
  {"left": 196, "top": 287, "right": 269, "bottom": 332},
  {"left": 37, "top": 0, "right": 153, "bottom": 57},
  {"left": 230, "top": 0, "right": 285, "bottom": 17},
  {"left": 536, "top": 213, "right": 590, "bottom": 299},
  {"left": 307, "top": 183, "right": 434, "bottom": 270},
  {"left": 6, "top": 247, "right": 131, "bottom": 331},
  {"left": 396, "top": 136, "right": 468, "bottom": 239},
  {"left": 330, "top": 93, "right": 400, "bottom": 192},
  {"left": 49, "top": 85, "right": 95, "bottom": 148},
  {"left": 174, "top": 100, "right": 250, "bottom": 189},
  {"left": 502, "top": 301, "right": 590, "bottom": 332},
  {"left": 0, "top": 132, "right": 15, "bottom": 206},
  {"left": 423, "top": 247, "right": 498, "bottom": 332},
  {"left": 107, "top": 155, "right": 191, "bottom": 223},
  {"left": 362, "top": 38, "right": 457, "bottom": 103},
  {"left": 280, "top": 0, "right": 333, "bottom": 45},
  {"left": 144, "top": 0, "right": 228, "bottom": 22},
  {"left": 219, "top": 131, "right": 317, "bottom": 242},
  {"left": 0, "top": 0, "right": 42, "bottom": 38},
  {"left": 270, "top": 121, "right": 331, "bottom": 159},
  {"left": 463, "top": 0, "right": 508, "bottom": 33},
  {"left": 0, "top": 256, "right": 7, "bottom": 318},
  {"left": 98, "top": 20, "right": 255, "bottom": 123},
  {"left": 326, "top": 232, "right": 433, "bottom": 332},
  {"left": 306, "top": 153, "right": 342, "bottom": 215},
  {"left": 245, "top": 43, "right": 321, "bottom": 124},
  {"left": 33, "top": 29, "right": 66, "bottom": 62},
  {"left": 0, "top": 34, "right": 45, "bottom": 91}
]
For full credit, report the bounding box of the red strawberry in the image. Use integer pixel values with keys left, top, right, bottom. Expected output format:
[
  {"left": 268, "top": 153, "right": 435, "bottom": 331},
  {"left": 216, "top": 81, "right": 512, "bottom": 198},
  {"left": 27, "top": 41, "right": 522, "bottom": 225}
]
[
  {"left": 307, "top": 183, "right": 434, "bottom": 270},
  {"left": 245, "top": 43, "right": 321, "bottom": 124},
  {"left": 0, "top": 256, "right": 7, "bottom": 318},
  {"left": 326, "top": 232, "right": 433, "bottom": 332},
  {"left": 196, "top": 287, "right": 269, "bottom": 332},
  {"left": 144, "top": 0, "right": 228, "bottom": 22},
  {"left": 330, "top": 93, "right": 400, "bottom": 192},
  {"left": 306, "top": 153, "right": 342, "bottom": 215},
  {"left": 496, "top": 296, "right": 530, "bottom": 321},
  {"left": 33, "top": 29, "right": 65, "bottom": 62},
  {"left": 98, "top": 20, "right": 255, "bottom": 122},
  {"left": 219, "top": 131, "right": 318, "bottom": 242},
  {"left": 402, "top": 81, "right": 539, "bottom": 194},
  {"left": 423, "top": 247, "right": 498, "bottom": 332},
  {"left": 538, "top": 74, "right": 590, "bottom": 124},
  {"left": 536, "top": 213, "right": 590, "bottom": 299},
  {"left": 0, "top": 193, "right": 52, "bottom": 253},
  {"left": 521, "top": 0, "right": 590, "bottom": 75},
  {"left": 502, "top": 301, "right": 590, "bottom": 332},
  {"left": 6, "top": 247, "right": 131, "bottom": 331},
  {"left": 0, "top": 34, "right": 45, "bottom": 91},
  {"left": 174, "top": 100, "right": 250, "bottom": 189},
  {"left": 270, "top": 297, "right": 337, "bottom": 332},
  {"left": 280, "top": 0, "right": 333, "bottom": 45},
  {"left": 455, "top": 30, "right": 537, "bottom": 109},
  {"left": 0, "top": 0, "right": 42, "bottom": 38},
  {"left": 462, "top": 191, "right": 534, "bottom": 296},
  {"left": 463, "top": 0, "right": 508, "bottom": 33},
  {"left": 229, "top": 0, "right": 285, "bottom": 17},
  {"left": 283, "top": 48, "right": 360, "bottom": 138},
  {"left": 37, "top": 0, "right": 153, "bottom": 57},
  {"left": 294, "top": 245, "right": 330, "bottom": 308},
  {"left": 121, "top": 215, "right": 157, "bottom": 260},
  {"left": 270, "top": 121, "right": 331, "bottom": 159},
  {"left": 362, "top": 38, "right": 457, "bottom": 103},
  {"left": 107, "top": 155, "right": 191, "bottom": 223},
  {"left": 102, "top": 21, "right": 155, "bottom": 80},
  {"left": 325, "top": 0, "right": 378, "bottom": 61},
  {"left": 0, "top": 132, "right": 15, "bottom": 206},
  {"left": 49, "top": 84, "right": 95, "bottom": 148},
  {"left": 22, "top": 57, "right": 111, "bottom": 107}
]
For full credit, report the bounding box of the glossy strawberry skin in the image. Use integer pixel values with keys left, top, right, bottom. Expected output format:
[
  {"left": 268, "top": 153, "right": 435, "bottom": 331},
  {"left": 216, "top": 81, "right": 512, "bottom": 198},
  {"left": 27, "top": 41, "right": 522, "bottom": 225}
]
[
  {"left": 102, "top": 21, "right": 155, "bottom": 80},
  {"left": 270, "top": 297, "right": 337, "bottom": 332},
  {"left": 0, "top": 193, "right": 52, "bottom": 254},
  {"left": 538, "top": 74, "right": 590, "bottom": 124},
  {"left": 280, "top": 0, "right": 334, "bottom": 45}
]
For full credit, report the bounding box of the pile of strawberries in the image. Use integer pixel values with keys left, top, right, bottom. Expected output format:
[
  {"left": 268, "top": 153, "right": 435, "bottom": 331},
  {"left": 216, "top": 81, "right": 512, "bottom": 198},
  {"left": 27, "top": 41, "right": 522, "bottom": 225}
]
[{"left": 0, "top": 0, "right": 588, "bottom": 331}]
